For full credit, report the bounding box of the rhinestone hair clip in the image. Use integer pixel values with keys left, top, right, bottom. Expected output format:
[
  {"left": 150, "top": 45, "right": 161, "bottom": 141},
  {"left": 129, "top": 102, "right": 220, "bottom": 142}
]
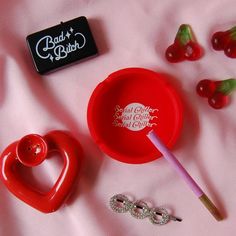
[{"left": 109, "top": 194, "right": 182, "bottom": 225}]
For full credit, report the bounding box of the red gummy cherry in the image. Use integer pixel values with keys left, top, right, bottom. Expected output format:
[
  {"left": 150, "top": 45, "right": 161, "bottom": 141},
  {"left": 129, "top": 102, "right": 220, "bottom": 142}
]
[
  {"left": 184, "top": 41, "right": 202, "bottom": 61},
  {"left": 208, "top": 92, "right": 229, "bottom": 109},
  {"left": 224, "top": 40, "right": 236, "bottom": 58},
  {"left": 165, "top": 24, "right": 202, "bottom": 63},
  {"left": 211, "top": 31, "right": 230, "bottom": 51},
  {"left": 165, "top": 43, "right": 185, "bottom": 63},
  {"left": 196, "top": 79, "right": 217, "bottom": 98},
  {"left": 197, "top": 78, "right": 236, "bottom": 109}
]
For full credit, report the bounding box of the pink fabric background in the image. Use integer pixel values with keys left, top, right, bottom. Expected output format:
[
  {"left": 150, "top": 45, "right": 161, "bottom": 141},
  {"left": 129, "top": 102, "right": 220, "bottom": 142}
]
[{"left": 0, "top": 0, "right": 236, "bottom": 235}]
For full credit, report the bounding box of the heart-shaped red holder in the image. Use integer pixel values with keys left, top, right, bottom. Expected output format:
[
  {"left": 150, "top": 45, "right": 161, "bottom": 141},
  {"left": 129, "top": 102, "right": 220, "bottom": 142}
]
[{"left": 0, "top": 130, "right": 83, "bottom": 213}]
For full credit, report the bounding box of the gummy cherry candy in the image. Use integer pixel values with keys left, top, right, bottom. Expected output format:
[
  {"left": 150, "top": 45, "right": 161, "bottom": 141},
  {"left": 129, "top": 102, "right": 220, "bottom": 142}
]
[
  {"left": 165, "top": 24, "right": 202, "bottom": 63},
  {"left": 211, "top": 26, "right": 236, "bottom": 58},
  {"left": 208, "top": 92, "right": 229, "bottom": 109},
  {"left": 196, "top": 78, "right": 236, "bottom": 109},
  {"left": 165, "top": 43, "right": 185, "bottom": 63},
  {"left": 196, "top": 79, "right": 218, "bottom": 98},
  {"left": 184, "top": 40, "right": 202, "bottom": 61},
  {"left": 211, "top": 31, "right": 231, "bottom": 51},
  {"left": 224, "top": 40, "right": 236, "bottom": 58}
]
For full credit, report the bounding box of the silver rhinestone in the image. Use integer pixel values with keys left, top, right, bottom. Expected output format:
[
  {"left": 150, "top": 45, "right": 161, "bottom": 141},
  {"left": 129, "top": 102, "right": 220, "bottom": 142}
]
[
  {"left": 109, "top": 194, "right": 131, "bottom": 213},
  {"left": 129, "top": 201, "right": 150, "bottom": 219},
  {"left": 149, "top": 207, "right": 170, "bottom": 225}
]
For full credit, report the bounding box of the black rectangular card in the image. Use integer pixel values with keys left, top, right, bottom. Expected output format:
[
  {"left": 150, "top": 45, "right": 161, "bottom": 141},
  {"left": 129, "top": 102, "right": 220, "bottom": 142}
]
[{"left": 26, "top": 16, "right": 98, "bottom": 74}]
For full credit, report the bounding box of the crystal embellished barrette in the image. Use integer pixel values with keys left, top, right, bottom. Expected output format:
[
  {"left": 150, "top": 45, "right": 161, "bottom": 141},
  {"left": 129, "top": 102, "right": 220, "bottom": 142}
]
[{"left": 109, "top": 194, "right": 182, "bottom": 225}]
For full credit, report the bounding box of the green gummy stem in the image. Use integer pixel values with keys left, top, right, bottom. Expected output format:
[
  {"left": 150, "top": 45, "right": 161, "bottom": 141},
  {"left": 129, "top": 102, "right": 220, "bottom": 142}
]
[
  {"left": 176, "top": 24, "right": 193, "bottom": 45},
  {"left": 217, "top": 79, "right": 236, "bottom": 95},
  {"left": 229, "top": 26, "right": 236, "bottom": 40}
]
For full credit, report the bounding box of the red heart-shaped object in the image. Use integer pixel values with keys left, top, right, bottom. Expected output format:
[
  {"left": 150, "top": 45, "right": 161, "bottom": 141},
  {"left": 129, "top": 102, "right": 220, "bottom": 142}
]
[{"left": 0, "top": 130, "right": 83, "bottom": 213}]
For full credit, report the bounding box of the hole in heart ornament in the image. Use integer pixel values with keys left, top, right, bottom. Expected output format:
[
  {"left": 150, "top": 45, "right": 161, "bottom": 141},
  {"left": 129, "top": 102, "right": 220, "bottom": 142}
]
[
  {"left": 17, "top": 151, "right": 64, "bottom": 193},
  {"left": 0, "top": 130, "right": 83, "bottom": 213}
]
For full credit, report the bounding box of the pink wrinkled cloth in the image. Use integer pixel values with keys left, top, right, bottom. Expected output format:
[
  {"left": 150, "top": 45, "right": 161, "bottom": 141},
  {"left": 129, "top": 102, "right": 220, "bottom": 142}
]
[{"left": 0, "top": 0, "right": 236, "bottom": 235}]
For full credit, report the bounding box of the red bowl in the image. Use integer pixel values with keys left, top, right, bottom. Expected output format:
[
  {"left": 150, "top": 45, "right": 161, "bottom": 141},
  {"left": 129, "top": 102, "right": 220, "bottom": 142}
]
[{"left": 87, "top": 68, "right": 183, "bottom": 164}]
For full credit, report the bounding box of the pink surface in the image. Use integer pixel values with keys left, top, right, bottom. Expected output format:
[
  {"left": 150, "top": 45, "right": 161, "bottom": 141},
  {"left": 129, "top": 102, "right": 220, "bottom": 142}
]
[{"left": 0, "top": 0, "right": 236, "bottom": 235}]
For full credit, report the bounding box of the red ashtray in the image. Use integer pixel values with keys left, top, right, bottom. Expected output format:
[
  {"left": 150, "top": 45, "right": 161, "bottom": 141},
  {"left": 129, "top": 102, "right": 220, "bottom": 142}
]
[{"left": 87, "top": 68, "right": 183, "bottom": 164}]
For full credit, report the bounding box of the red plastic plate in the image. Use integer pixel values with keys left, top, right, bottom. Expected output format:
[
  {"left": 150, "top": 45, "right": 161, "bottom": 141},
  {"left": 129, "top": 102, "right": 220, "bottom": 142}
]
[{"left": 87, "top": 68, "right": 183, "bottom": 164}]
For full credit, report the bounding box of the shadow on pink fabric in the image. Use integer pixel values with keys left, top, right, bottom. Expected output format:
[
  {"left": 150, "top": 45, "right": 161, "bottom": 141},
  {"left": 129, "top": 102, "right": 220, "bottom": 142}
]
[{"left": 0, "top": 0, "right": 236, "bottom": 235}]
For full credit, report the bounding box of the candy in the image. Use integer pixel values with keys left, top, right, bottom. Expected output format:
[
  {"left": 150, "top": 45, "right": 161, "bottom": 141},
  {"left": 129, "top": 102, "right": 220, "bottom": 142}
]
[
  {"left": 165, "top": 24, "right": 202, "bottom": 63},
  {"left": 196, "top": 78, "right": 236, "bottom": 109},
  {"left": 211, "top": 26, "right": 236, "bottom": 58}
]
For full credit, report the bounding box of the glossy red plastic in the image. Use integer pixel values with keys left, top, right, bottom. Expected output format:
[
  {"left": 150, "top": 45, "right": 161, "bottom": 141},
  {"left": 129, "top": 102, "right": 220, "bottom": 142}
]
[
  {"left": 87, "top": 68, "right": 183, "bottom": 164},
  {"left": 0, "top": 130, "right": 83, "bottom": 213},
  {"left": 16, "top": 134, "right": 48, "bottom": 167}
]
